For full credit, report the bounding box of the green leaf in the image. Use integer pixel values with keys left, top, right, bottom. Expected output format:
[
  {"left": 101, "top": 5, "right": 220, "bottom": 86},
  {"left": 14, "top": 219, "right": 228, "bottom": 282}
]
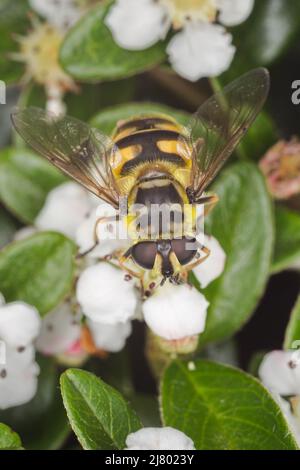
[
  {"left": 0, "top": 232, "right": 76, "bottom": 316},
  {"left": 0, "top": 207, "right": 17, "bottom": 248},
  {"left": 237, "top": 111, "right": 278, "bottom": 162},
  {"left": 198, "top": 163, "right": 274, "bottom": 346},
  {"left": 223, "top": 0, "right": 300, "bottom": 79},
  {"left": 60, "top": 2, "right": 166, "bottom": 81},
  {"left": 60, "top": 368, "right": 142, "bottom": 450},
  {"left": 0, "top": 148, "right": 66, "bottom": 224},
  {"left": 0, "top": 0, "right": 30, "bottom": 84},
  {"left": 161, "top": 360, "right": 298, "bottom": 450},
  {"left": 284, "top": 295, "right": 300, "bottom": 350},
  {"left": 272, "top": 205, "right": 300, "bottom": 274},
  {"left": 90, "top": 102, "right": 191, "bottom": 135},
  {"left": 0, "top": 355, "right": 70, "bottom": 450},
  {"left": 0, "top": 423, "right": 22, "bottom": 450}
]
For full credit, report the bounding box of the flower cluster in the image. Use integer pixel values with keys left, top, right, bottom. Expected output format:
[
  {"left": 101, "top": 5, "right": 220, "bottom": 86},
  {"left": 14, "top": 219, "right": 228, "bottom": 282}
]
[
  {"left": 259, "top": 349, "right": 300, "bottom": 445},
  {"left": 17, "top": 181, "right": 226, "bottom": 352},
  {"left": 259, "top": 139, "right": 300, "bottom": 200},
  {"left": 0, "top": 293, "right": 41, "bottom": 409},
  {"left": 105, "top": 0, "right": 254, "bottom": 81}
]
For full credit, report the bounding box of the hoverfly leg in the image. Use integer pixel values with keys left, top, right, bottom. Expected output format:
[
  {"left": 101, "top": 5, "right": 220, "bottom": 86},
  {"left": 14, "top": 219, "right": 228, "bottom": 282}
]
[
  {"left": 185, "top": 244, "right": 211, "bottom": 273},
  {"left": 195, "top": 193, "right": 219, "bottom": 216},
  {"left": 76, "top": 214, "right": 121, "bottom": 259}
]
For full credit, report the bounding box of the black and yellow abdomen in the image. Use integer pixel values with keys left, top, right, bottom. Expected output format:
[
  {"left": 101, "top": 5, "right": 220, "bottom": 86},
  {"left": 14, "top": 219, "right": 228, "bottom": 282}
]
[{"left": 109, "top": 114, "right": 193, "bottom": 199}]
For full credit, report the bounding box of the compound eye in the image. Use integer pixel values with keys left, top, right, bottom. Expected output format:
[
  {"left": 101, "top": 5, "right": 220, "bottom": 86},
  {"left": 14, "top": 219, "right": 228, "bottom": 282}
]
[
  {"left": 131, "top": 242, "right": 157, "bottom": 269},
  {"left": 171, "top": 237, "right": 197, "bottom": 265}
]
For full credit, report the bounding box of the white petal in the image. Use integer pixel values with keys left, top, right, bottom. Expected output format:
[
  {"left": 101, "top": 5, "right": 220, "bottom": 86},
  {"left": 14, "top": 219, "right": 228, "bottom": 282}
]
[
  {"left": 0, "top": 344, "right": 39, "bottom": 409},
  {"left": 36, "top": 302, "right": 81, "bottom": 355},
  {"left": 217, "top": 0, "right": 254, "bottom": 27},
  {"left": 87, "top": 319, "right": 132, "bottom": 353},
  {"left": 0, "top": 302, "right": 41, "bottom": 348},
  {"left": 167, "top": 22, "right": 235, "bottom": 81},
  {"left": 35, "top": 182, "right": 92, "bottom": 239},
  {"left": 193, "top": 235, "right": 226, "bottom": 288},
  {"left": 76, "top": 204, "right": 129, "bottom": 258},
  {"left": 76, "top": 263, "right": 138, "bottom": 324},
  {"left": 29, "top": 0, "right": 82, "bottom": 31},
  {"left": 126, "top": 427, "right": 195, "bottom": 450},
  {"left": 105, "top": 0, "right": 170, "bottom": 50},
  {"left": 13, "top": 226, "right": 37, "bottom": 241},
  {"left": 142, "top": 283, "right": 208, "bottom": 340},
  {"left": 259, "top": 350, "right": 300, "bottom": 396}
]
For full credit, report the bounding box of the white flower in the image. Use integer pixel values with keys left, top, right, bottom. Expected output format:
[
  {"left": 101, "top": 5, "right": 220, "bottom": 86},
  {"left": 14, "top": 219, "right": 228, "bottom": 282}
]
[
  {"left": 105, "top": 0, "right": 254, "bottom": 81},
  {"left": 76, "top": 203, "right": 129, "bottom": 258},
  {"left": 76, "top": 263, "right": 138, "bottom": 324},
  {"left": 0, "top": 344, "right": 39, "bottom": 410},
  {"left": 87, "top": 319, "right": 132, "bottom": 353},
  {"left": 36, "top": 302, "right": 81, "bottom": 355},
  {"left": 126, "top": 427, "right": 195, "bottom": 450},
  {"left": 35, "top": 182, "right": 92, "bottom": 239},
  {"left": 216, "top": 0, "right": 254, "bottom": 26},
  {"left": 259, "top": 350, "right": 300, "bottom": 396},
  {"left": 193, "top": 235, "right": 226, "bottom": 288},
  {"left": 167, "top": 22, "right": 235, "bottom": 81},
  {"left": 29, "top": 0, "right": 82, "bottom": 31},
  {"left": 0, "top": 301, "right": 41, "bottom": 349},
  {"left": 105, "top": 0, "right": 170, "bottom": 50},
  {"left": 142, "top": 283, "right": 208, "bottom": 340}
]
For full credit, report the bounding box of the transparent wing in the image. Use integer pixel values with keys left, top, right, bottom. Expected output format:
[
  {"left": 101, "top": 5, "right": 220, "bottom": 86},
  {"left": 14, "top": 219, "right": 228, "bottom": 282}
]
[
  {"left": 185, "top": 68, "right": 270, "bottom": 199},
  {"left": 11, "top": 107, "right": 120, "bottom": 208}
]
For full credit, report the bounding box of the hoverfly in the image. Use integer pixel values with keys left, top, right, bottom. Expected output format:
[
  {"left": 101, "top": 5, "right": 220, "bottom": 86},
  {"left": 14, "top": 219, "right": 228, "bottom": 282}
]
[{"left": 11, "top": 68, "right": 270, "bottom": 294}]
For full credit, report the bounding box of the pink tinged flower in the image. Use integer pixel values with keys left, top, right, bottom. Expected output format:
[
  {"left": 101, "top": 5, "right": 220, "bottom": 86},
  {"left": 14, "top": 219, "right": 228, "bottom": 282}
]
[
  {"left": 87, "top": 319, "right": 132, "bottom": 353},
  {"left": 76, "top": 263, "right": 138, "bottom": 324},
  {"left": 142, "top": 283, "right": 208, "bottom": 340},
  {"left": 104, "top": 0, "right": 170, "bottom": 51},
  {"left": 0, "top": 301, "right": 41, "bottom": 348},
  {"left": 216, "top": 0, "right": 254, "bottom": 26},
  {"left": 0, "top": 344, "right": 39, "bottom": 410},
  {"left": 35, "top": 182, "right": 92, "bottom": 239},
  {"left": 259, "top": 139, "right": 300, "bottom": 200},
  {"left": 193, "top": 235, "right": 226, "bottom": 288},
  {"left": 35, "top": 302, "right": 81, "bottom": 356},
  {"left": 126, "top": 427, "right": 195, "bottom": 450},
  {"left": 259, "top": 350, "right": 300, "bottom": 396},
  {"left": 167, "top": 22, "right": 235, "bottom": 82}
]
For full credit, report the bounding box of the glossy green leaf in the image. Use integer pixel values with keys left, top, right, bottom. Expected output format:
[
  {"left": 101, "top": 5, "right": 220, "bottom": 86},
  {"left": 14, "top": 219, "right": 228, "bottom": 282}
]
[
  {"left": 161, "top": 360, "right": 298, "bottom": 450},
  {"left": 223, "top": 0, "right": 300, "bottom": 80},
  {"left": 0, "top": 423, "right": 22, "bottom": 450},
  {"left": 90, "top": 102, "right": 191, "bottom": 135},
  {"left": 60, "top": 369, "right": 142, "bottom": 450},
  {"left": 0, "top": 207, "right": 17, "bottom": 248},
  {"left": 0, "top": 232, "right": 76, "bottom": 316},
  {"left": 0, "top": 0, "right": 30, "bottom": 84},
  {"left": 0, "top": 356, "right": 70, "bottom": 450},
  {"left": 198, "top": 163, "right": 274, "bottom": 346},
  {"left": 60, "top": 1, "right": 166, "bottom": 81},
  {"left": 284, "top": 295, "right": 300, "bottom": 350},
  {"left": 0, "top": 148, "right": 66, "bottom": 224},
  {"left": 272, "top": 205, "right": 300, "bottom": 273}
]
